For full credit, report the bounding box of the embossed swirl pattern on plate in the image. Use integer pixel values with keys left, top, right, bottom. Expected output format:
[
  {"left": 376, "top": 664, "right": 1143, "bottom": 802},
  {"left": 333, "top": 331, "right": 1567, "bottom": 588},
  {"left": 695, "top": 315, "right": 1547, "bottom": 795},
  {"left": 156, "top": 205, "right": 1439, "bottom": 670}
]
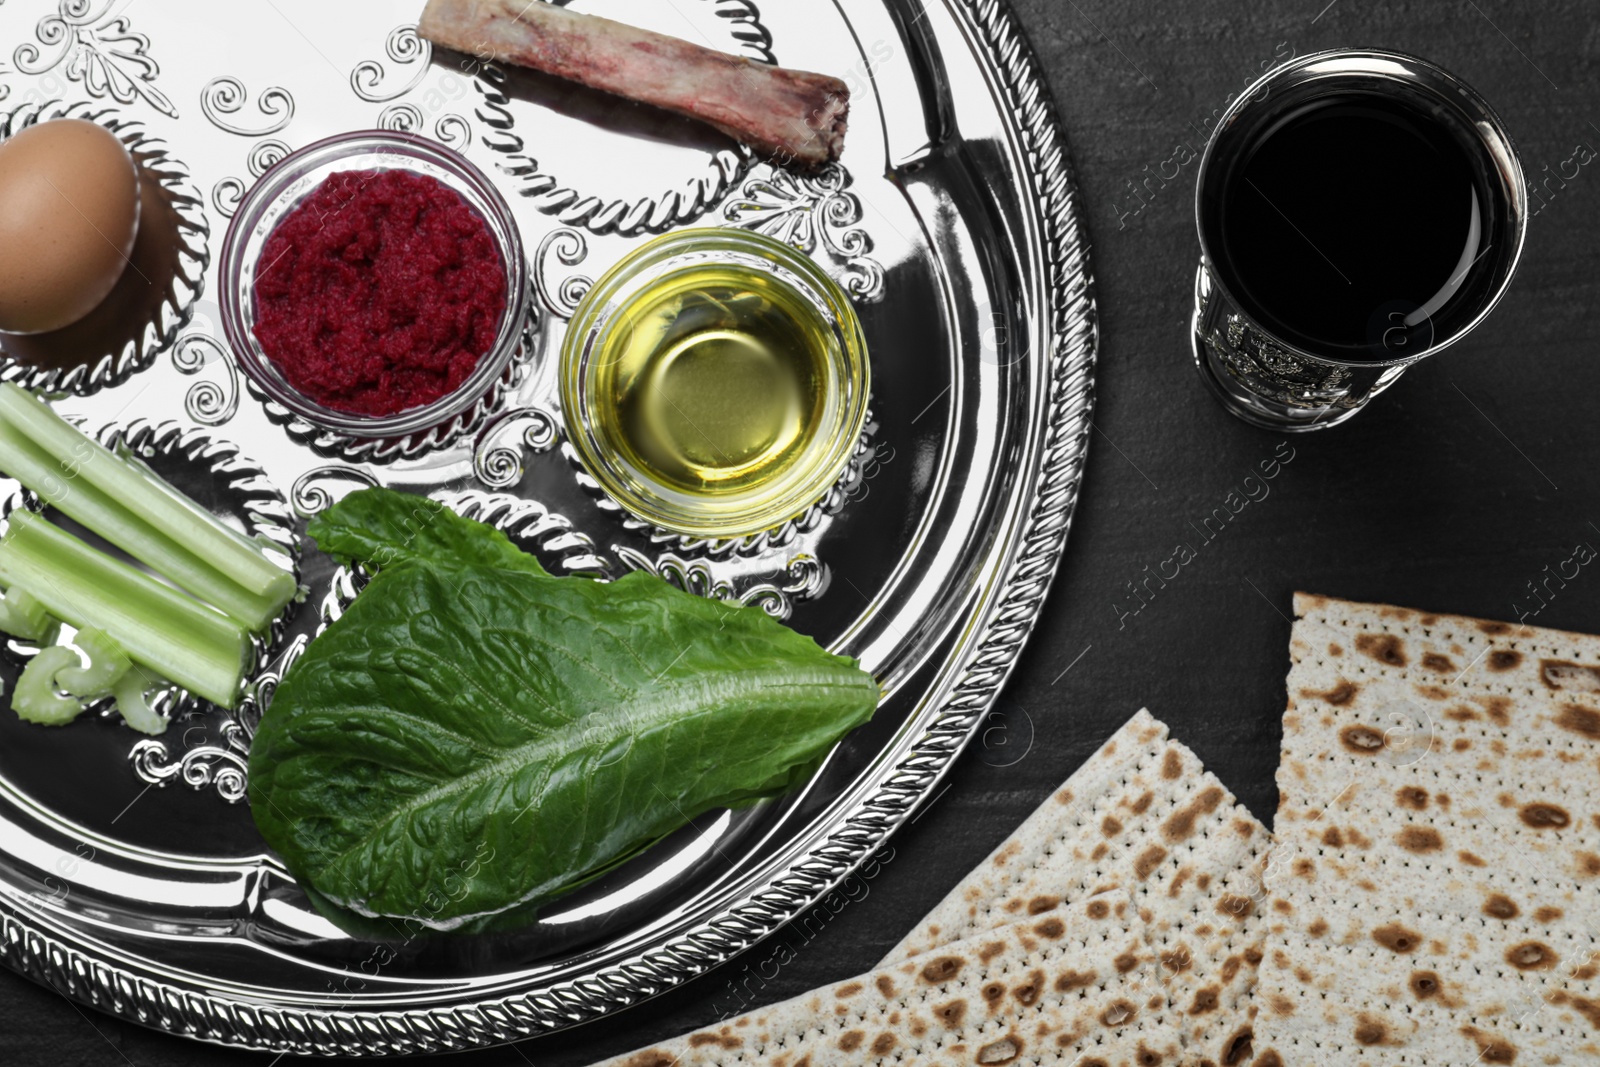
[{"left": 13, "top": 0, "right": 177, "bottom": 117}]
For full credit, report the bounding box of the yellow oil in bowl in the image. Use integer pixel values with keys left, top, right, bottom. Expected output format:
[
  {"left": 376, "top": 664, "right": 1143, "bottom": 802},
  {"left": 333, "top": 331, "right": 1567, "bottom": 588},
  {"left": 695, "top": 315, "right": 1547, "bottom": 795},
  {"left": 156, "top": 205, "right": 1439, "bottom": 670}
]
[{"left": 562, "top": 230, "right": 869, "bottom": 538}]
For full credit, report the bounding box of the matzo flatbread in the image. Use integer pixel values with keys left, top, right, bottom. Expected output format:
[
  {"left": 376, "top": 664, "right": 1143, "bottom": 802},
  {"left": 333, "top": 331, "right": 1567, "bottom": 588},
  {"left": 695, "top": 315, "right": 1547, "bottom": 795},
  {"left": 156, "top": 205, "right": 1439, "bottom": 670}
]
[
  {"left": 598, "top": 889, "right": 1188, "bottom": 1067},
  {"left": 594, "top": 710, "right": 1277, "bottom": 1067},
  {"left": 1254, "top": 594, "right": 1600, "bottom": 1066},
  {"left": 883, "top": 709, "right": 1272, "bottom": 1066},
  {"left": 884, "top": 710, "right": 1251, "bottom": 961}
]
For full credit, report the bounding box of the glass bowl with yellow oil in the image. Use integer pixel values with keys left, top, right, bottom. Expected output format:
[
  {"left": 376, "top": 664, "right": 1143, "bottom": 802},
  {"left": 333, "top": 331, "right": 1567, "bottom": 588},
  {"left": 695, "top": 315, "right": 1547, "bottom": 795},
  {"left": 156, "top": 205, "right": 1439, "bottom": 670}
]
[{"left": 561, "top": 229, "right": 870, "bottom": 539}]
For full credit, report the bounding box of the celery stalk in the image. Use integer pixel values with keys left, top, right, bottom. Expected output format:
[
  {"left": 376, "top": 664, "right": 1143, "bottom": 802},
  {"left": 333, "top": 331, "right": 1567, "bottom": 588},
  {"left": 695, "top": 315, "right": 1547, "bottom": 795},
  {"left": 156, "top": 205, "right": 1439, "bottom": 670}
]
[
  {"left": 14, "top": 646, "right": 86, "bottom": 726},
  {"left": 0, "top": 511, "right": 247, "bottom": 707},
  {"left": 56, "top": 627, "right": 132, "bottom": 700},
  {"left": 0, "top": 586, "right": 53, "bottom": 640},
  {"left": 0, "top": 384, "right": 295, "bottom": 627},
  {"left": 112, "top": 667, "right": 167, "bottom": 735},
  {"left": 0, "top": 424, "right": 285, "bottom": 629}
]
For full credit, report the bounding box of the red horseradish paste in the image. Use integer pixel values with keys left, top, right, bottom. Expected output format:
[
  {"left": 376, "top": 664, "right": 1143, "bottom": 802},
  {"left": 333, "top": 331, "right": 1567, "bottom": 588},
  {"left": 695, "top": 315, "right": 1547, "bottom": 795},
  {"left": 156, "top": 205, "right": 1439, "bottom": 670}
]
[{"left": 252, "top": 169, "right": 506, "bottom": 417}]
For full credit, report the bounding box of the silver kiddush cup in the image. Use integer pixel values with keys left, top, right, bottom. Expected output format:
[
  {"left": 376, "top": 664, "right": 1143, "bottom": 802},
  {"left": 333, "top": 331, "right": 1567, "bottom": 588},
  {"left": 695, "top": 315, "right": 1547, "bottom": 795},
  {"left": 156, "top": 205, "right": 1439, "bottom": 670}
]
[{"left": 1191, "top": 49, "right": 1527, "bottom": 431}]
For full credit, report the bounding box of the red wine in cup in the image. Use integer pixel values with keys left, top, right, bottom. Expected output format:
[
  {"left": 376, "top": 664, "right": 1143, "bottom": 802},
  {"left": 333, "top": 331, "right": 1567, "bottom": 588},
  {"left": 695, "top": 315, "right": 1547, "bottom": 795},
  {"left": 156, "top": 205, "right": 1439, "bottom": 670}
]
[{"left": 1212, "top": 92, "right": 1502, "bottom": 361}]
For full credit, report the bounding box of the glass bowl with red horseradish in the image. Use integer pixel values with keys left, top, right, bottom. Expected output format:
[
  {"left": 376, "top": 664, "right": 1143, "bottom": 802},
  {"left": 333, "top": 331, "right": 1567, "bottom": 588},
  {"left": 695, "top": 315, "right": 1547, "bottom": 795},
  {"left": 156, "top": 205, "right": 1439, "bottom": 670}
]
[{"left": 219, "top": 131, "right": 528, "bottom": 442}]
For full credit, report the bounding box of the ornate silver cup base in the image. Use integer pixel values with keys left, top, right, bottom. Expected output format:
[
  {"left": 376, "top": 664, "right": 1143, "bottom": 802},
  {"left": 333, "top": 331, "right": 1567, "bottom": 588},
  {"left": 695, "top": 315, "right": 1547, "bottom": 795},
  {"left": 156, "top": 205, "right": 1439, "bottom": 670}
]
[{"left": 1189, "top": 262, "right": 1407, "bottom": 433}]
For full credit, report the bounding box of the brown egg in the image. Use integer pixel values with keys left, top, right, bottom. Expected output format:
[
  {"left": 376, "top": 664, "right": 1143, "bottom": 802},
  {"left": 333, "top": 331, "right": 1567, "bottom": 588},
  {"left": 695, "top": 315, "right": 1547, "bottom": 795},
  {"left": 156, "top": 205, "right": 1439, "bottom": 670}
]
[{"left": 0, "top": 119, "right": 141, "bottom": 334}]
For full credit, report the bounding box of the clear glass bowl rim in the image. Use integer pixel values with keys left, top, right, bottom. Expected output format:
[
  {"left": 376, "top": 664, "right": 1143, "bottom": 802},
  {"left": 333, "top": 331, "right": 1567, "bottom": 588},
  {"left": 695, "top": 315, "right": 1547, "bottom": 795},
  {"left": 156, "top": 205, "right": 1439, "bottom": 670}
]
[
  {"left": 218, "top": 130, "right": 529, "bottom": 438},
  {"left": 560, "top": 227, "right": 871, "bottom": 539}
]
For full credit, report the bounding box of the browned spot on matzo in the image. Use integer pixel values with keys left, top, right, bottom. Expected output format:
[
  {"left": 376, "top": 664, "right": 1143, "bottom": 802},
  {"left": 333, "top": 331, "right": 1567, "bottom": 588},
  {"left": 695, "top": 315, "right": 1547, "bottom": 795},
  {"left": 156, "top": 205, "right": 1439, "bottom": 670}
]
[
  {"left": 1353, "top": 1014, "right": 1389, "bottom": 1045},
  {"left": 1421, "top": 652, "right": 1456, "bottom": 673},
  {"left": 1305, "top": 680, "right": 1359, "bottom": 705},
  {"left": 1133, "top": 844, "right": 1168, "bottom": 880},
  {"left": 1161, "top": 749, "right": 1182, "bottom": 780},
  {"left": 1054, "top": 969, "right": 1094, "bottom": 993},
  {"left": 1479, "top": 696, "right": 1512, "bottom": 726},
  {"left": 1488, "top": 649, "right": 1522, "bottom": 671},
  {"left": 1462, "top": 1026, "right": 1517, "bottom": 1063},
  {"left": 1409, "top": 970, "right": 1441, "bottom": 999},
  {"left": 1483, "top": 893, "right": 1520, "bottom": 920},
  {"left": 623, "top": 1053, "right": 677, "bottom": 1067},
  {"left": 920, "top": 956, "right": 963, "bottom": 983},
  {"left": 1397, "top": 826, "right": 1443, "bottom": 852},
  {"left": 1219, "top": 1027, "right": 1254, "bottom": 1065},
  {"left": 1520, "top": 803, "right": 1571, "bottom": 829},
  {"left": 1543, "top": 659, "right": 1600, "bottom": 692},
  {"left": 1396, "top": 786, "right": 1429, "bottom": 810},
  {"left": 1505, "top": 941, "right": 1558, "bottom": 970},
  {"left": 976, "top": 1037, "right": 1022, "bottom": 1065},
  {"left": 1161, "top": 786, "right": 1224, "bottom": 843},
  {"left": 1189, "top": 986, "right": 1219, "bottom": 1014},
  {"left": 1339, "top": 725, "right": 1387, "bottom": 754},
  {"left": 1356, "top": 632, "right": 1407, "bottom": 666},
  {"left": 1372, "top": 923, "right": 1422, "bottom": 953},
  {"left": 1556, "top": 703, "right": 1600, "bottom": 740}
]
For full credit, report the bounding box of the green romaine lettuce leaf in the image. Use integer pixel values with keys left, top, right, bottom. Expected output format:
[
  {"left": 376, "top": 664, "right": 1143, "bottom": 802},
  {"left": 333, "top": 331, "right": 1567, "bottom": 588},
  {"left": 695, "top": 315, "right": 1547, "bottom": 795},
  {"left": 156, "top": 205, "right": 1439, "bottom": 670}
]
[
  {"left": 249, "top": 553, "right": 879, "bottom": 930},
  {"left": 306, "top": 487, "right": 547, "bottom": 576}
]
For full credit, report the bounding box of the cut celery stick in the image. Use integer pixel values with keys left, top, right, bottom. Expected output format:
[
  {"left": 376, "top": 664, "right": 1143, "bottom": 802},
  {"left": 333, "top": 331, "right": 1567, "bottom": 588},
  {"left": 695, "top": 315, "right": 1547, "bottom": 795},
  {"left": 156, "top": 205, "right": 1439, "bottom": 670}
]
[
  {"left": 0, "top": 585, "right": 53, "bottom": 640},
  {"left": 0, "top": 511, "right": 247, "bottom": 706},
  {"left": 56, "top": 627, "right": 132, "bottom": 700},
  {"left": 14, "top": 646, "right": 86, "bottom": 726},
  {"left": 0, "top": 384, "right": 296, "bottom": 623},
  {"left": 112, "top": 667, "right": 167, "bottom": 735},
  {"left": 0, "top": 423, "right": 285, "bottom": 630}
]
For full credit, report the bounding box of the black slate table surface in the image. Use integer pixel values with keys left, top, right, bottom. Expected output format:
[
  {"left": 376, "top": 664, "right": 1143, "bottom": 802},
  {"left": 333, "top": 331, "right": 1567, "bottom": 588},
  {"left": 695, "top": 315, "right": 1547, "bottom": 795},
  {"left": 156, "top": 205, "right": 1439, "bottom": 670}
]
[{"left": 6, "top": 0, "right": 1599, "bottom": 1062}]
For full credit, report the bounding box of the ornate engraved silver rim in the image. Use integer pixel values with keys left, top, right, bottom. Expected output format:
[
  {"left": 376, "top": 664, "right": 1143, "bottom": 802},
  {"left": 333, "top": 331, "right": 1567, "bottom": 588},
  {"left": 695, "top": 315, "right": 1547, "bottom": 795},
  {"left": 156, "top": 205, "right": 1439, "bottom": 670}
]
[{"left": 0, "top": 0, "right": 1098, "bottom": 1054}]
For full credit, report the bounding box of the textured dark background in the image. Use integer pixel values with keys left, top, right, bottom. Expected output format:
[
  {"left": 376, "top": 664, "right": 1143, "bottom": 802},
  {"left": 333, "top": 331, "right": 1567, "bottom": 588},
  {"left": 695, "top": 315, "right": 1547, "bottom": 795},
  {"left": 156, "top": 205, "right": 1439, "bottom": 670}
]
[{"left": 5, "top": 0, "right": 1600, "bottom": 1062}]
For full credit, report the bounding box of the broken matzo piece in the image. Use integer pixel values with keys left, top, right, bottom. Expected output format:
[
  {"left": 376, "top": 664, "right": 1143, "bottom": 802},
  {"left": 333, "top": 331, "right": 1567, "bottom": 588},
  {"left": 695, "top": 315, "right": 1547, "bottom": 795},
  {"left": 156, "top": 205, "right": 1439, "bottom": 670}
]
[
  {"left": 596, "top": 889, "right": 1188, "bottom": 1067},
  {"left": 1253, "top": 594, "right": 1600, "bottom": 1066},
  {"left": 884, "top": 710, "right": 1220, "bottom": 961},
  {"left": 883, "top": 709, "right": 1273, "bottom": 1065}
]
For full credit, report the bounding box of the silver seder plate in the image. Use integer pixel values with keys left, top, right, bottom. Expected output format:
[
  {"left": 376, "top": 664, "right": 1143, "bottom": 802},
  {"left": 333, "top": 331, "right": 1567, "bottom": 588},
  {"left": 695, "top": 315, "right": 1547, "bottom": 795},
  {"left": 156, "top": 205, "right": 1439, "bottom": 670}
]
[{"left": 0, "top": 0, "right": 1096, "bottom": 1055}]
